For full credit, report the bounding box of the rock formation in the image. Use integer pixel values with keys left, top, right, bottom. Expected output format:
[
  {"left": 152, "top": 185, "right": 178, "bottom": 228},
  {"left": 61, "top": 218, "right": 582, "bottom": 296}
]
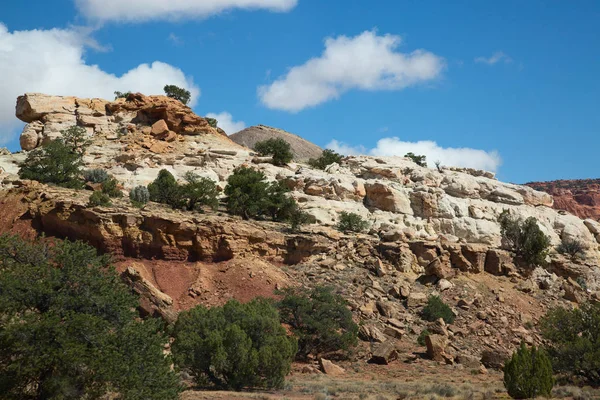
[
  {"left": 2, "top": 93, "right": 600, "bottom": 373},
  {"left": 230, "top": 124, "right": 323, "bottom": 161},
  {"left": 527, "top": 179, "right": 600, "bottom": 221}
]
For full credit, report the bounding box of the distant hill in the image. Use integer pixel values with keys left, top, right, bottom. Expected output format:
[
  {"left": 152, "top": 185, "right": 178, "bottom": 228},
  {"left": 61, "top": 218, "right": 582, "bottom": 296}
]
[
  {"left": 229, "top": 125, "right": 322, "bottom": 161},
  {"left": 526, "top": 179, "right": 600, "bottom": 220}
]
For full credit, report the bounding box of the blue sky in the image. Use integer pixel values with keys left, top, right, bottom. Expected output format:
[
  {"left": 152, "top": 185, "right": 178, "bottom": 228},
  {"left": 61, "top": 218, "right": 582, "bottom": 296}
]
[{"left": 1, "top": 0, "right": 599, "bottom": 183}]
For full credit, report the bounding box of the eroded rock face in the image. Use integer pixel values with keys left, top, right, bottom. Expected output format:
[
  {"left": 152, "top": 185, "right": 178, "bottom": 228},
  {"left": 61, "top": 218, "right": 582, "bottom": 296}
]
[{"left": 527, "top": 179, "right": 600, "bottom": 220}]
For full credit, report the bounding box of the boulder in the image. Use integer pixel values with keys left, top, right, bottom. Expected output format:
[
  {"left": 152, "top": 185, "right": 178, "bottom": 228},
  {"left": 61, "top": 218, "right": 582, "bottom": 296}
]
[
  {"left": 319, "top": 358, "right": 345, "bottom": 376},
  {"left": 364, "top": 182, "right": 412, "bottom": 214},
  {"left": 359, "top": 324, "right": 387, "bottom": 343},
  {"left": 485, "top": 249, "right": 515, "bottom": 276},
  {"left": 151, "top": 119, "right": 169, "bottom": 136},
  {"left": 481, "top": 348, "right": 510, "bottom": 369},
  {"left": 425, "top": 334, "right": 448, "bottom": 362},
  {"left": 456, "top": 354, "right": 481, "bottom": 369},
  {"left": 121, "top": 266, "right": 177, "bottom": 324},
  {"left": 369, "top": 340, "right": 398, "bottom": 365},
  {"left": 407, "top": 292, "right": 428, "bottom": 308}
]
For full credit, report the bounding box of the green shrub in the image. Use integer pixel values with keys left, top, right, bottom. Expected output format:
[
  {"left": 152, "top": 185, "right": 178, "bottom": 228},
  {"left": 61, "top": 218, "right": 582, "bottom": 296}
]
[
  {"left": 0, "top": 235, "right": 180, "bottom": 400},
  {"left": 503, "top": 343, "right": 554, "bottom": 399},
  {"left": 83, "top": 168, "right": 109, "bottom": 183},
  {"left": 417, "top": 329, "right": 431, "bottom": 346},
  {"left": 421, "top": 295, "right": 455, "bottom": 324},
  {"left": 224, "top": 167, "right": 299, "bottom": 222},
  {"left": 88, "top": 191, "right": 112, "bottom": 207},
  {"left": 540, "top": 302, "right": 600, "bottom": 385},
  {"left": 130, "top": 185, "right": 150, "bottom": 207},
  {"left": 101, "top": 176, "right": 123, "bottom": 198},
  {"left": 148, "top": 169, "right": 179, "bottom": 205},
  {"left": 308, "top": 149, "right": 344, "bottom": 170},
  {"left": 114, "top": 91, "right": 132, "bottom": 100},
  {"left": 179, "top": 172, "right": 219, "bottom": 211},
  {"left": 19, "top": 126, "right": 90, "bottom": 189},
  {"left": 277, "top": 286, "right": 358, "bottom": 360},
  {"left": 164, "top": 84, "right": 191, "bottom": 105},
  {"left": 405, "top": 152, "right": 427, "bottom": 167},
  {"left": 498, "top": 210, "right": 550, "bottom": 266},
  {"left": 205, "top": 117, "right": 218, "bottom": 129},
  {"left": 337, "top": 212, "right": 369, "bottom": 233},
  {"left": 172, "top": 299, "right": 296, "bottom": 390},
  {"left": 557, "top": 237, "right": 585, "bottom": 259},
  {"left": 289, "top": 208, "right": 314, "bottom": 231},
  {"left": 254, "top": 138, "right": 294, "bottom": 166}
]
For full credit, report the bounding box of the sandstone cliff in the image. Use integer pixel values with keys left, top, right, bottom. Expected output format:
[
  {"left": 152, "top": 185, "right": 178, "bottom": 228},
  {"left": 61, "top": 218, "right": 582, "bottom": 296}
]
[
  {"left": 527, "top": 179, "right": 600, "bottom": 221},
  {"left": 1, "top": 93, "right": 600, "bottom": 371}
]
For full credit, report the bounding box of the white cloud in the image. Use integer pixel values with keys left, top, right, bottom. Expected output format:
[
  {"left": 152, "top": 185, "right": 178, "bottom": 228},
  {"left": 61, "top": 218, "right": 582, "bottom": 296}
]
[
  {"left": 75, "top": 0, "right": 298, "bottom": 22},
  {"left": 0, "top": 24, "right": 199, "bottom": 145},
  {"left": 475, "top": 51, "right": 512, "bottom": 65},
  {"left": 205, "top": 112, "right": 246, "bottom": 134},
  {"left": 327, "top": 137, "right": 502, "bottom": 172},
  {"left": 258, "top": 30, "right": 445, "bottom": 112}
]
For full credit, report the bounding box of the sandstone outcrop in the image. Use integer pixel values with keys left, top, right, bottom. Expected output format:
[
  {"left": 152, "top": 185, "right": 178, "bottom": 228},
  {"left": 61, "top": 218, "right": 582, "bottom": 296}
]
[{"left": 527, "top": 179, "right": 600, "bottom": 221}]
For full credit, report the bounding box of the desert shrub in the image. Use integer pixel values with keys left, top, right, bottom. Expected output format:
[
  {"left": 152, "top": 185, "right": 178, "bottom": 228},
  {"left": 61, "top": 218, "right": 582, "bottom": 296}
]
[
  {"left": 101, "top": 176, "right": 123, "bottom": 198},
  {"left": 417, "top": 329, "right": 431, "bottom": 346},
  {"left": 254, "top": 138, "right": 294, "bottom": 166},
  {"left": 337, "top": 212, "right": 369, "bottom": 233},
  {"left": 498, "top": 210, "right": 550, "bottom": 266},
  {"left": 164, "top": 84, "right": 191, "bottom": 105},
  {"left": 88, "top": 191, "right": 111, "bottom": 207},
  {"left": 557, "top": 237, "right": 585, "bottom": 259},
  {"left": 129, "top": 185, "right": 150, "bottom": 207},
  {"left": 277, "top": 286, "right": 358, "bottom": 360},
  {"left": 308, "top": 149, "right": 343, "bottom": 170},
  {"left": 83, "top": 168, "right": 109, "bottom": 183},
  {"left": 421, "top": 295, "right": 455, "bottom": 324},
  {"left": 114, "top": 91, "right": 131, "bottom": 100},
  {"left": 172, "top": 299, "right": 296, "bottom": 390},
  {"left": 148, "top": 169, "right": 179, "bottom": 205},
  {"left": 405, "top": 152, "right": 427, "bottom": 167},
  {"left": 289, "top": 208, "right": 314, "bottom": 231},
  {"left": 0, "top": 234, "right": 180, "bottom": 400},
  {"left": 205, "top": 117, "right": 218, "bottom": 129},
  {"left": 19, "top": 126, "right": 90, "bottom": 189},
  {"left": 224, "top": 167, "right": 300, "bottom": 222},
  {"left": 180, "top": 172, "right": 219, "bottom": 211},
  {"left": 503, "top": 343, "right": 554, "bottom": 399},
  {"left": 539, "top": 302, "right": 600, "bottom": 385}
]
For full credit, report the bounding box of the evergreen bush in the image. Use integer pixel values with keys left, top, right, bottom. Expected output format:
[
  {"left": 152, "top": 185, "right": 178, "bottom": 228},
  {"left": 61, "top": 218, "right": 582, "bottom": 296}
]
[
  {"left": 499, "top": 211, "right": 550, "bottom": 266},
  {"left": 337, "top": 212, "right": 369, "bottom": 233},
  {"left": 88, "top": 191, "right": 111, "bottom": 207},
  {"left": 503, "top": 343, "right": 554, "bottom": 399},
  {"left": 163, "top": 85, "right": 191, "bottom": 105},
  {"left": 19, "top": 126, "right": 90, "bottom": 189},
  {"left": 0, "top": 235, "right": 180, "bottom": 400},
  {"left": 277, "top": 286, "right": 358, "bottom": 360},
  {"left": 405, "top": 152, "right": 427, "bottom": 167},
  {"left": 172, "top": 299, "right": 296, "bottom": 390},
  {"left": 540, "top": 302, "right": 600, "bottom": 385},
  {"left": 254, "top": 138, "right": 294, "bottom": 166},
  {"left": 308, "top": 149, "right": 343, "bottom": 170},
  {"left": 420, "top": 295, "right": 455, "bottom": 324}
]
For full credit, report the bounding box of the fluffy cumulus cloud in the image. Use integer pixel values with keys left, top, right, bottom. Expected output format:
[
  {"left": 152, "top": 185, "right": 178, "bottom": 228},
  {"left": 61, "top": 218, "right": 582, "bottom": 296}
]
[
  {"left": 258, "top": 30, "right": 445, "bottom": 112},
  {"left": 205, "top": 112, "right": 246, "bottom": 134},
  {"left": 327, "top": 137, "right": 502, "bottom": 172},
  {"left": 75, "top": 0, "right": 298, "bottom": 22},
  {"left": 475, "top": 51, "right": 512, "bottom": 65},
  {"left": 0, "top": 24, "right": 199, "bottom": 145}
]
